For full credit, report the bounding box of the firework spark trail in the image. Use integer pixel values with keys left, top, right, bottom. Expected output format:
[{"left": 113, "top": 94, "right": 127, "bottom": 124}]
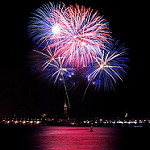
[
  {"left": 28, "top": 2, "right": 111, "bottom": 68},
  {"left": 32, "top": 48, "right": 74, "bottom": 108},
  {"left": 28, "top": 2, "right": 66, "bottom": 48},
  {"left": 81, "top": 40, "right": 128, "bottom": 102},
  {"left": 53, "top": 4, "right": 111, "bottom": 67}
]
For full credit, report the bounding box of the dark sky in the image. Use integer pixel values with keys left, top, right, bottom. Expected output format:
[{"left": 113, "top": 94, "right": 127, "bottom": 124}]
[{"left": 1, "top": 0, "right": 149, "bottom": 118}]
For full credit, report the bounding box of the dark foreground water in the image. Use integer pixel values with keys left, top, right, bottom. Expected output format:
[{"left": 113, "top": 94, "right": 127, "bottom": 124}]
[{"left": 1, "top": 126, "right": 150, "bottom": 150}]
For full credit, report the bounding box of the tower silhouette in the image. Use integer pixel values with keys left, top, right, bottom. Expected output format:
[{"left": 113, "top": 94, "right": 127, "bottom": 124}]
[{"left": 64, "top": 98, "right": 67, "bottom": 118}]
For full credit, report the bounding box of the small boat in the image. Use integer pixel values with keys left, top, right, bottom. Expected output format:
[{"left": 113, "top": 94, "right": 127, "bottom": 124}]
[{"left": 90, "top": 126, "right": 93, "bottom": 132}]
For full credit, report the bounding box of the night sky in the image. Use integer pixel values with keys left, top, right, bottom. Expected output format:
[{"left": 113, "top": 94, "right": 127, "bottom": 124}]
[{"left": 1, "top": 0, "right": 149, "bottom": 118}]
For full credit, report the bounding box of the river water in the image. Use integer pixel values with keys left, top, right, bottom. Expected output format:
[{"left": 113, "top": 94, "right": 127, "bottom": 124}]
[{"left": 1, "top": 126, "right": 149, "bottom": 150}]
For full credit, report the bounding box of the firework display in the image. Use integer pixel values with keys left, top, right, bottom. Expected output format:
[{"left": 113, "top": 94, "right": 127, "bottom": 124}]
[
  {"left": 84, "top": 41, "right": 128, "bottom": 91},
  {"left": 28, "top": 1, "right": 128, "bottom": 103},
  {"left": 28, "top": 2, "right": 111, "bottom": 68}
]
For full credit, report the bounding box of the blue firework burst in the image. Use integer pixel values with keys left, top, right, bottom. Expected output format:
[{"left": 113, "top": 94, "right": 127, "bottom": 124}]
[{"left": 84, "top": 40, "right": 128, "bottom": 91}]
